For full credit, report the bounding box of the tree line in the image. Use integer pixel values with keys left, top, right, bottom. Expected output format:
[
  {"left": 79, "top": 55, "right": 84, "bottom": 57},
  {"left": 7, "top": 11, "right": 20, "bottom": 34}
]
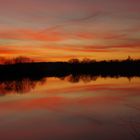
[{"left": 0, "top": 56, "right": 139, "bottom": 65}]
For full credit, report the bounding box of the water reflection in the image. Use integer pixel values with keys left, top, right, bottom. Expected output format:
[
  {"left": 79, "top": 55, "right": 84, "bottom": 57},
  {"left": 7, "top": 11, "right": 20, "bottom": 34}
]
[
  {"left": 0, "top": 75, "right": 139, "bottom": 95},
  {"left": 0, "top": 75, "right": 140, "bottom": 140}
]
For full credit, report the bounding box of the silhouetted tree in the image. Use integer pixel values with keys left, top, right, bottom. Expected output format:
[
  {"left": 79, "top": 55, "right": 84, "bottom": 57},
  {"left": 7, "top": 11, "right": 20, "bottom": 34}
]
[
  {"left": 0, "top": 57, "right": 6, "bottom": 64},
  {"left": 3, "top": 56, "right": 33, "bottom": 64},
  {"left": 81, "top": 58, "right": 91, "bottom": 63},
  {"left": 13, "top": 56, "right": 33, "bottom": 64},
  {"left": 127, "top": 56, "right": 132, "bottom": 61},
  {"left": 68, "top": 58, "right": 80, "bottom": 64}
]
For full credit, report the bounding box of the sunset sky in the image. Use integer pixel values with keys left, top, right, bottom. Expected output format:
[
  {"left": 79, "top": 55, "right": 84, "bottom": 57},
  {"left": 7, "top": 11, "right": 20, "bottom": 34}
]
[{"left": 0, "top": 0, "right": 140, "bottom": 61}]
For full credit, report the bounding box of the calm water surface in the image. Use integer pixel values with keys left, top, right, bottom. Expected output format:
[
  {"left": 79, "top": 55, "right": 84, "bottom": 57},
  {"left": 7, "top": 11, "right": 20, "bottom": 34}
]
[{"left": 0, "top": 76, "right": 140, "bottom": 140}]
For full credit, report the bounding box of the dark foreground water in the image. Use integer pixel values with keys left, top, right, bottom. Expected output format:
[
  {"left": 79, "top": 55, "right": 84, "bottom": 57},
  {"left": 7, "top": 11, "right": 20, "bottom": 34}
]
[{"left": 0, "top": 75, "right": 140, "bottom": 140}]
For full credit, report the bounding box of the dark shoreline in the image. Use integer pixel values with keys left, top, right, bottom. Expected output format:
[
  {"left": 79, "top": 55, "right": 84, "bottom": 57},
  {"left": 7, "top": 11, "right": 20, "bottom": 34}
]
[
  {"left": 0, "top": 60, "right": 140, "bottom": 94},
  {"left": 0, "top": 60, "right": 140, "bottom": 81}
]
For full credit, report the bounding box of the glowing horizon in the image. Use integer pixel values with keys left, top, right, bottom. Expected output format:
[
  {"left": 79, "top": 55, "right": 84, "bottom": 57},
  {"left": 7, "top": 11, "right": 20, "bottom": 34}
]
[{"left": 0, "top": 0, "right": 140, "bottom": 61}]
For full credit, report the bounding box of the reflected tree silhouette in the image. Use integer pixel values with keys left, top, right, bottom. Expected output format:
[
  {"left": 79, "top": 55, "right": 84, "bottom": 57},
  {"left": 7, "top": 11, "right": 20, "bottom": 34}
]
[
  {"left": 0, "top": 78, "right": 46, "bottom": 95},
  {"left": 66, "top": 75, "right": 80, "bottom": 83},
  {"left": 62, "top": 75, "right": 101, "bottom": 83},
  {"left": 0, "top": 74, "right": 139, "bottom": 95},
  {"left": 80, "top": 75, "right": 98, "bottom": 83},
  {"left": 0, "top": 75, "right": 103, "bottom": 94}
]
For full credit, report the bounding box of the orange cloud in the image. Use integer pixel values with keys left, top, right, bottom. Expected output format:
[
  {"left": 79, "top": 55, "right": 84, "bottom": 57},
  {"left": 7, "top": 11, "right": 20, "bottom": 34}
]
[
  {"left": 0, "top": 26, "right": 140, "bottom": 61},
  {"left": 0, "top": 28, "right": 129, "bottom": 42},
  {"left": 76, "top": 32, "right": 126, "bottom": 40},
  {"left": 0, "top": 29, "right": 67, "bottom": 42}
]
